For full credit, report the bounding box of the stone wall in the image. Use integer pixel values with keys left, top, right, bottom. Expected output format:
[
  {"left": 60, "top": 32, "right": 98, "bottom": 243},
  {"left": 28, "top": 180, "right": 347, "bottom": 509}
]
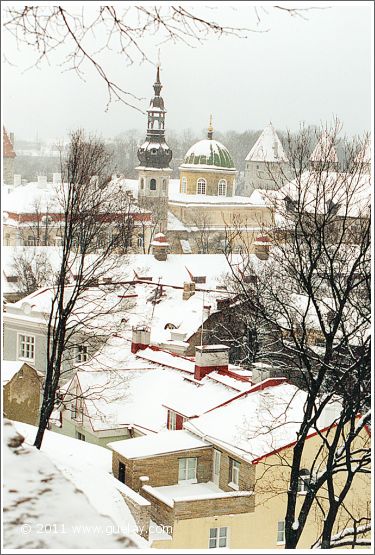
[
  {"left": 112, "top": 446, "right": 214, "bottom": 492},
  {"left": 174, "top": 493, "right": 255, "bottom": 520},
  {"left": 217, "top": 448, "right": 255, "bottom": 492},
  {"left": 141, "top": 487, "right": 175, "bottom": 530},
  {"left": 118, "top": 491, "right": 151, "bottom": 540},
  {"left": 3, "top": 364, "right": 41, "bottom": 425}
]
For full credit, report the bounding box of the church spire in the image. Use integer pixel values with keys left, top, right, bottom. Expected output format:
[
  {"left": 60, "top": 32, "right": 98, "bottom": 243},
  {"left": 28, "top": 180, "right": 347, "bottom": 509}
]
[
  {"left": 137, "top": 65, "right": 172, "bottom": 169},
  {"left": 208, "top": 114, "right": 213, "bottom": 140}
]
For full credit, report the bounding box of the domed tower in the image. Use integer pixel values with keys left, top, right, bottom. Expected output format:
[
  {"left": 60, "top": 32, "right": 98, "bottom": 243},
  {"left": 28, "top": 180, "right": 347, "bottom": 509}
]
[
  {"left": 136, "top": 65, "right": 172, "bottom": 232},
  {"left": 179, "top": 116, "right": 237, "bottom": 196}
]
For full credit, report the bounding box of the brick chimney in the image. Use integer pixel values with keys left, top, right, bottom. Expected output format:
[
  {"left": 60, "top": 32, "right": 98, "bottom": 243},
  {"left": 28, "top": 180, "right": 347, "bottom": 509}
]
[
  {"left": 183, "top": 281, "right": 196, "bottom": 300},
  {"left": 253, "top": 235, "right": 271, "bottom": 260},
  {"left": 151, "top": 232, "right": 169, "bottom": 261},
  {"left": 194, "top": 345, "right": 229, "bottom": 381},
  {"left": 131, "top": 326, "right": 151, "bottom": 354}
]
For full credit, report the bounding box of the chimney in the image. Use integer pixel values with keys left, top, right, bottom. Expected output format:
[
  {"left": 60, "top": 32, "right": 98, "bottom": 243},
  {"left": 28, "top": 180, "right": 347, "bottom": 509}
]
[
  {"left": 37, "top": 175, "right": 48, "bottom": 188},
  {"left": 151, "top": 232, "right": 169, "bottom": 261},
  {"left": 183, "top": 281, "right": 196, "bottom": 300},
  {"left": 53, "top": 172, "right": 62, "bottom": 184},
  {"left": 131, "top": 326, "right": 151, "bottom": 354},
  {"left": 194, "top": 345, "right": 229, "bottom": 381},
  {"left": 13, "top": 174, "right": 21, "bottom": 187},
  {"left": 251, "top": 362, "right": 273, "bottom": 384},
  {"left": 253, "top": 235, "right": 271, "bottom": 260}
]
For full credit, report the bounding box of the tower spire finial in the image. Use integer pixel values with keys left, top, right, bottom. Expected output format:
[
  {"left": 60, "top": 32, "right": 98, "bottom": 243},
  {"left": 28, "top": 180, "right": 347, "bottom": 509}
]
[{"left": 208, "top": 114, "right": 213, "bottom": 140}]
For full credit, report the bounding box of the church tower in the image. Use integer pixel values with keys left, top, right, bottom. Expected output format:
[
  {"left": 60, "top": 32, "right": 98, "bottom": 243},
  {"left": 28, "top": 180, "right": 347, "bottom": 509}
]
[{"left": 136, "top": 65, "right": 172, "bottom": 232}]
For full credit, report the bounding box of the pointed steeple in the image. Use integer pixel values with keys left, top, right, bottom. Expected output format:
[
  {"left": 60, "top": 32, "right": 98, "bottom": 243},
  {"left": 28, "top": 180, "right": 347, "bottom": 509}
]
[
  {"left": 207, "top": 114, "right": 214, "bottom": 140},
  {"left": 245, "top": 123, "right": 288, "bottom": 163},
  {"left": 153, "top": 64, "right": 162, "bottom": 96}
]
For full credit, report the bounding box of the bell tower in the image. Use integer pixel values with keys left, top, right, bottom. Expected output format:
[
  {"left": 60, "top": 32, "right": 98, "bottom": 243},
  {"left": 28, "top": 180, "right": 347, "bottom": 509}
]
[{"left": 136, "top": 64, "right": 172, "bottom": 232}]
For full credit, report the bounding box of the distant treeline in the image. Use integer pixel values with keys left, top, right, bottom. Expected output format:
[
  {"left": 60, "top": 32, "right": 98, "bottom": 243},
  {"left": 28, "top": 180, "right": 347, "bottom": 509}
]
[{"left": 14, "top": 126, "right": 347, "bottom": 184}]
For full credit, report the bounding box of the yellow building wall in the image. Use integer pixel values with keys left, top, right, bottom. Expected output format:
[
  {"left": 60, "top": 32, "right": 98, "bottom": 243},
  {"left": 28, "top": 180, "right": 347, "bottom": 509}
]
[
  {"left": 180, "top": 169, "right": 235, "bottom": 196},
  {"left": 151, "top": 427, "right": 370, "bottom": 549}
]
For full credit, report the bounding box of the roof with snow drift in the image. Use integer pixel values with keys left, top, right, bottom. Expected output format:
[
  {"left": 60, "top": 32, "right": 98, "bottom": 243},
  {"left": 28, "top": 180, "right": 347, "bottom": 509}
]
[{"left": 246, "top": 123, "right": 288, "bottom": 163}]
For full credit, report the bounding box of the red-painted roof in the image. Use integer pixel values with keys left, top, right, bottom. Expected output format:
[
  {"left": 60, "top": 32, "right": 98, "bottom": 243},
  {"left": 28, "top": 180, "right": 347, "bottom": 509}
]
[{"left": 3, "top": 127, "right": 16, "bottom": 158}]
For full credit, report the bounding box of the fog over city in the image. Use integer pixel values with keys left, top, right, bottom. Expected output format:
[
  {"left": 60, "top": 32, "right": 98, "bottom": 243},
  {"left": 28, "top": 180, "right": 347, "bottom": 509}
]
[{"left": 3, "top": 2, "right": 372, "bottom": 142}]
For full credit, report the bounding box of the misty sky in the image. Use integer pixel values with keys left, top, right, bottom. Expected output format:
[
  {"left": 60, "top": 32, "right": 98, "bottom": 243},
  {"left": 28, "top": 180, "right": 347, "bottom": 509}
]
[{"left": 3, "top": 2, "right": 373, "bottom": 142}]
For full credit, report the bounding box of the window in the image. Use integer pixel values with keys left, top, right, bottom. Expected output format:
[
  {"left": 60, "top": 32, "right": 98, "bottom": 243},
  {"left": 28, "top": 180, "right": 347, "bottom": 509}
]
[
  {"left": 168, "top": 410, "right": 177, "bottom": 430},
  {"left": 18, "top": 334, "right": 35, "bottom": 361},
  {"left": 209, "top": 527, "right": 228, "bottom": 548},
  {"left": 277, "top": 521, "right": 285, "bottom": 544},
  {"left": 196, "top": 178, "right": 207, "bottom": 195},
  {"left": 75, "top": 345, "right": 88, "bottom": 363},
  {"left": 178, "top": 457, "right": 197, "bottom": 482},
  {"left": 181, "top": 176, "right": 187, "bottom": 193},
  {"left": 55, "top": 235, "right": 63, "bottom": 246},
  {"left": 24, "top": 235, "right": 36, "bottom": 246},
  {"left": 76, "top": 431, "right": 85, "bottom": 441},
  {"left": 217, "top": 179, "right": 227, "bottom": 196},
  {"left": 71, "top": 402, "right": 77, "bottom": 419},
  {"left": 137, "top": 234, "right": 144, "bottom": 248},
  {"left": 118, "top": 462, "right": 126, "bottom": 483},
  {"left": 140, "top": 178, "right": 144, "bottom": 190},
  {"left": 229, "top": 458, "right": 240, "bottom": 489},
  {"left": 150, "top": 178, "right": 157, "bottom": 191},
  {"left": 298, "top": 468, "right": 311, "bottom": 493},
  {"left": 162, "top": 179, "right": 167, "bottom": 193}
]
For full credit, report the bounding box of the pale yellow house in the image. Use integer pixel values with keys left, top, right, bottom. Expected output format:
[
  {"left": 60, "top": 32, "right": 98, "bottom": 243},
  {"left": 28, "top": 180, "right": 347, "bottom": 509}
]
[
  {"left": 167, "top": 121, "right": 274, "bottom": 254},
  {"left": 108, "top": 378, "right": 370, "bottom": 549}
]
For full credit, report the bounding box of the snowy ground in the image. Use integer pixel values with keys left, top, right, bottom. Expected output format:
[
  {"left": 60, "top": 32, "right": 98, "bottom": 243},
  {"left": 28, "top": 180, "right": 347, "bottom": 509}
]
[{"left": 3, "top": 420, "right": 147, "bottom": 549}]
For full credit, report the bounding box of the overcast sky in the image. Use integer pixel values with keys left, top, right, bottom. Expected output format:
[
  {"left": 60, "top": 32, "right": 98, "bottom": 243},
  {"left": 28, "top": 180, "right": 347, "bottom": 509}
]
[{"left": 2, "top": 1, "right": 373, "bottom": 142}]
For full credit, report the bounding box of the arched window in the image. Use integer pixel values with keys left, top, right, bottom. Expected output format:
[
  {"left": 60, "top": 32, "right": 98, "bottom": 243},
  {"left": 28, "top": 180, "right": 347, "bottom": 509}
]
[
  {"left": 181, "top": 176, "right": 187, "bottom": 193},
  {"left": 140, "top": 178, "right": 144, "bottom": 190},
  {"left": 218, "top": 179, "right": 227, "bottom": 196},
  {"left": 162, "top": 179, "right": 167, "bottom": 193},
  {"left": 150, "top": 178, "right": 157, "bottom": 191},
  {"left": 196, "top": 178, "right": 207, "bottom": 195}
]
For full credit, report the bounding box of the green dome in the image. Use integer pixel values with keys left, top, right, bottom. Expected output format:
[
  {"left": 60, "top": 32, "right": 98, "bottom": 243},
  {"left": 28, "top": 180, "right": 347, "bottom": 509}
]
[{"left": 183, "top": 139, "right": 235, "bottom": 169}]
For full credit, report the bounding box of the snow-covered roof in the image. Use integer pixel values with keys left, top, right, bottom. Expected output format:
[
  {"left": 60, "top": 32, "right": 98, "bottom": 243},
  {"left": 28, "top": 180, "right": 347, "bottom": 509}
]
[
  {"left": 276, "top": 170, "right": 371, "bottom": 218},
  {"left": 184, "top": 381, "right": 341, "bottom": 463},
  {"left": 245, "top": 124, "right": 289, "bottom": 163},
  {"left": 310, "top": 131, "right": 339, "bottom": 163},
  {"left": 3, "top": 420, "right": 137, "bottom": 549},
  {"left": 108, "top": 429, "right": 210, "bottom": 459},
  {"left": 2, "top": 360, "right": 41, "bottom": 384},
  {"left": 66, "top": 337, "right": 251, "bottom": 432}
]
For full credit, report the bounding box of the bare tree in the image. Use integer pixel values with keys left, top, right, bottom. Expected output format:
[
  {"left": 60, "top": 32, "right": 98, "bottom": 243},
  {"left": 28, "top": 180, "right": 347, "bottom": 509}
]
[
  {"left": 225, "top": 120, "right": 371, "bottom": 548},
  {"left": 33, "top": 129, "right": 137, "bottom": 449},
  {"left": 3, "top": 5, "right": 320, "bottom": 110},
  {"left": 12, "top": 248, "right": 54, "bottom": 297}
]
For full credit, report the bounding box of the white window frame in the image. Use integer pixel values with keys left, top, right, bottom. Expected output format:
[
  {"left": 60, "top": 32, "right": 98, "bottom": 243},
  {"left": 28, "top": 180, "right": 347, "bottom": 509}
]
[
  {"left": 196, "top": 178, "right": 207, "bottom": 195},
  {"left": 277, "top": 520, "right": 285, "bottom": 544},
  {"left": 75, "top": 345, "right": 88, "bottom": 363},
  {"left": 24, "top": 235, "right": 36, "bottom": 246},
  {"left": 213, "top": 449, "right": 221, "bottom": 485},
  {"left": 217, "top": 179, "right": 227, "bottom": 196},
  {"left": 17, "top": 333, "right": 35, "bottom": 362},
  {"left": 209, "top": 527, "right": 229, "bottom": 549},
  {"left": 168, "top": 410, "right": 177, "bottom": 430},
  {"left": 178, "top": 457, "right": 197, "bottom": 483},
  {"left": 297, "top": 469, "right": 310, "bottom": 494},
  {"left": 181, "top": 176, "right": 187, "bottom": 193},
  {"left": 229, "top": 458, "right": 240, "bottom": 489}
]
